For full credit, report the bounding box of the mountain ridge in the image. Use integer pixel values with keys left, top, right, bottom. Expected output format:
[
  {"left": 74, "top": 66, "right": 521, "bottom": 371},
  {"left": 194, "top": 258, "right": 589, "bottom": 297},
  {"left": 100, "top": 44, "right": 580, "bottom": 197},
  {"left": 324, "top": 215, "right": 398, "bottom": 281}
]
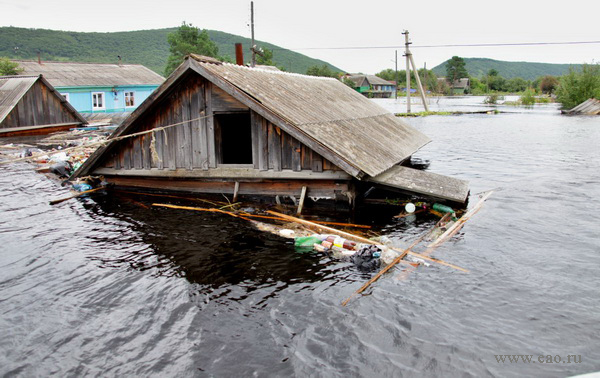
[{"left": 0, "top": 26, "right": 343, "bottom": 75}]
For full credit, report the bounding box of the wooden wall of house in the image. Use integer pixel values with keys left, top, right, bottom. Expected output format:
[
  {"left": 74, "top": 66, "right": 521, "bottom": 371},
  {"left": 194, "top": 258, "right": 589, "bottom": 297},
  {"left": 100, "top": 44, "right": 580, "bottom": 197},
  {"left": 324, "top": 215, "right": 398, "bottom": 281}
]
[
  {"left": 102, "top": 75, "right": 343, "bottom": 175},
  {"left": 0, "top": 81, "right": 80, "bottom": 129}
]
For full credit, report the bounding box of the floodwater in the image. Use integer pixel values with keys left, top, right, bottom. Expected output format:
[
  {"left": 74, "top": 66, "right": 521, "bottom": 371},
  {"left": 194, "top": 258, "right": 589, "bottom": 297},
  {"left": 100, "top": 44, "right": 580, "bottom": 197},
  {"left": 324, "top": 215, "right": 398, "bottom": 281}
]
[{"left": 1, "top": 96, "right": 599, "bottom": 377}]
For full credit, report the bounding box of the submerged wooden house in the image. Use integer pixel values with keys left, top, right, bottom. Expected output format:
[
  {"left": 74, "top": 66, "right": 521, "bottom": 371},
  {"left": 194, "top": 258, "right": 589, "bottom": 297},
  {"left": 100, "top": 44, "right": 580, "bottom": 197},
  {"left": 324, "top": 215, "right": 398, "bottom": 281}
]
[
  {"left": 74, "top": 55, "right": 468, "bottom": 207},
  {"left": 0, "top": 75, "right": 86, "bottom": 137}
]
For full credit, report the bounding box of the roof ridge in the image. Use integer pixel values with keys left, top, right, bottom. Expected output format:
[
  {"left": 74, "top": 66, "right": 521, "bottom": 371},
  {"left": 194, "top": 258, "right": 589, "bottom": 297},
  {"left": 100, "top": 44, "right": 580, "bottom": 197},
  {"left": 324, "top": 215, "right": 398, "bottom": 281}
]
[
  {"left": 219, "top": 61, "right": 338, "bottom": 81},
  {"left": 13, "top": 60, "right": 149, "bottom": 67}
]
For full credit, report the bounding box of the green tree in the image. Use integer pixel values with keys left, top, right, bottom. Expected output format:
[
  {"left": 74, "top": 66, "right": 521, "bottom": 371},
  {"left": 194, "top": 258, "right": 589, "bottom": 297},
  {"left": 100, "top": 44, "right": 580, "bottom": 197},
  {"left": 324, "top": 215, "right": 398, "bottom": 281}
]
[
  {"left": 0, "top": 57, "right": 23, "bottom": 75},
  {"left": 256, "top": 47, "right": 274, "bottom": 66},
  {"left": 556, "top": 63, "right": 600, "bottom": 109},
  {"left": 539, "top": 75, "right": 559, "bottom": 94},
  {"left": 505, "top": 77, "right": 528, "bottom": 93},
  {"left": 306, "top": 64, "right": 337, "bottom": 78},
  {"left": 446, "top": 56, "right": 468, "bottom": 83},
  {"left": 164, "top": 22, "right": 219, "bottom": 76}
]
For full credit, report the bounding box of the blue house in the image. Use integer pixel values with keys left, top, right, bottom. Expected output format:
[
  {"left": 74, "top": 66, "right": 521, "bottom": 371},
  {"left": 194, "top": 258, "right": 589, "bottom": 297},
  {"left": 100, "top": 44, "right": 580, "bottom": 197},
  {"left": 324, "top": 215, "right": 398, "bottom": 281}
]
[{"left": 15, "top": 60, "right": 164, "bottom": 114}]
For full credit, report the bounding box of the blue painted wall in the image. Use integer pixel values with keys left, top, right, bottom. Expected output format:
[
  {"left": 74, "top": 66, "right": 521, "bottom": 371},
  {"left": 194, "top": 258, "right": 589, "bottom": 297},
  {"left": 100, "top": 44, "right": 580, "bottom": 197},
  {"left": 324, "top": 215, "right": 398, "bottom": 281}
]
[{"left": 56, "top": 85, "right": 158, "bottom": 113}]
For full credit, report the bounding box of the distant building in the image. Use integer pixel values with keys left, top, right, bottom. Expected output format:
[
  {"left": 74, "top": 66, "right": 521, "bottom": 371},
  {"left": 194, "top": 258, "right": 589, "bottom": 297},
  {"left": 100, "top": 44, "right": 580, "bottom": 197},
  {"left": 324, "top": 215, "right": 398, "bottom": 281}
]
[
  {"left": 452, "top": 78, "right": 470, "bottom": 94},
  {"left": 0, "top": 75, "right": 86, "bottom": 136},
  {"left": 14, "top": 60, "right": 164, "bottom": 114},
  {"left": 344, "top": 74, "right": 396, "bottom": 98}
]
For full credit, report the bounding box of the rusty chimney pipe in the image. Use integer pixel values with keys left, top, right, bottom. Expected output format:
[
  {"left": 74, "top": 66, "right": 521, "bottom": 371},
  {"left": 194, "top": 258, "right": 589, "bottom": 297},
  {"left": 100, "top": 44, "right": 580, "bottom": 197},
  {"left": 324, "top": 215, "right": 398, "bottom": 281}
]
[
  {"left": 37, "top": 51, "right": 41, "bottom": 64},
  {"left": 235, "top": 43, "right": 244, "bottom": 66}
]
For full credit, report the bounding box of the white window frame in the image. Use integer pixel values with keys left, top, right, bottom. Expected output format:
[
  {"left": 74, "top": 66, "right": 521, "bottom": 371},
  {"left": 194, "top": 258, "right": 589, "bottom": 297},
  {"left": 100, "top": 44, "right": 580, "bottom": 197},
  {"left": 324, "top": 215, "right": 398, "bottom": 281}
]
[
  {"left": 124, "top": 91, "right": 135, "bottom": 108},
  {"left": 92, "top": 92, "right": 105, "bottom": 110},
  {"left": 60, "top": 93, "right": 70, "bottom": 103}
]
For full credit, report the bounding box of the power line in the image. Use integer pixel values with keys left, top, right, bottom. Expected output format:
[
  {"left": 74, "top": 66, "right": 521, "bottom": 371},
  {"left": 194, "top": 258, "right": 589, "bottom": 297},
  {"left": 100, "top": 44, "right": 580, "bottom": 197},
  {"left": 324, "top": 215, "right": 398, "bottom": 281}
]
[{"left": 271, "top": 40, "right": 600, "bottom": 51}]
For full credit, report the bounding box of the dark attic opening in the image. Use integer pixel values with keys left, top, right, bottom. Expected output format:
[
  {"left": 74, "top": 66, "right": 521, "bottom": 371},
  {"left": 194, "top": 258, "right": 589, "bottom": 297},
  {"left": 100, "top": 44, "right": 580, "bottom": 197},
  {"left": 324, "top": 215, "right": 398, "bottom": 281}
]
[{"left": 215, "top": 112, "right": 253, "bottom": 165}]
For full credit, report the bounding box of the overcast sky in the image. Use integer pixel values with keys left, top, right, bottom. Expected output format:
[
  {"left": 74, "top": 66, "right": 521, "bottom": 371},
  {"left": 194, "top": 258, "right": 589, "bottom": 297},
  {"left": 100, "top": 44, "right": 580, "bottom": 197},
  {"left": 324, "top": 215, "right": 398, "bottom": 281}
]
[{"left": 1, "top": 0, "right": 598, "bottom": 74}]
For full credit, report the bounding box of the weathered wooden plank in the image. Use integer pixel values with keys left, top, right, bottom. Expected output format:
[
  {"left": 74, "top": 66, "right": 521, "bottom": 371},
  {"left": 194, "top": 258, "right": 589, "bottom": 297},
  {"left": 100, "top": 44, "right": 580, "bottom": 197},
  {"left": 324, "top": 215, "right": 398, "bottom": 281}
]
[
  {"left": 133, "top": 137, "right": 143, "bottom": 169},
  {"left": 114, "top": 151, "right": 121, "bottom": 170},
  {"left": 211, "top": 86, "right": 249, "bottom": 112},
  {"left": 206, "top": 83, "right": 216, "bottom": 168},
  {"left": 154, "top": 129, "right": 164, "bottom": 170},
  {"left": 214, "top": 117, "right": 222, "bottom": 164},
  {"left": 190, "top": 85, "right": 203, "bottom": 168},
  {"left": 102, "top": 176, "right": 348, "bottom": 198},
  {"left": 368, "top": 165, "right": 470, "bottom": 204},
  {"left": 181, "top": 90, "right": 193, "bottom": 170},
  {"left": 291, "top": 137, "right": 302, "bottom": 172},
  {"left": 268, "top": 123, "right": 282, "bottom": 171},
  {"left": 173, "top": 96, "right": 185, "bottom": 169},
  {"left": 251, "top": 111, "right": 259, "bottom": 169},
  {"left": 281, "top": 131, "right": 292, "bottom": 170},
  {"left": 312, "top": 153, "right": 323, "bottom": 172},
  {"left": 96, "top": 166, "right": 352, "bottom": 180},
  {"left": 258, "top": 117, "right": 269, "bottom": 171},
  {"left": 167, "top": 108, "right": 177, "bottom": 171},
  {"left": 301, "top": 145, "right": 312, "bottom": 170},
  {"left": 143, "top": 134, "right": 152, "bottom": 170},
  {"left": 123, "top": 141, "right": 132, "bottom": 170}
]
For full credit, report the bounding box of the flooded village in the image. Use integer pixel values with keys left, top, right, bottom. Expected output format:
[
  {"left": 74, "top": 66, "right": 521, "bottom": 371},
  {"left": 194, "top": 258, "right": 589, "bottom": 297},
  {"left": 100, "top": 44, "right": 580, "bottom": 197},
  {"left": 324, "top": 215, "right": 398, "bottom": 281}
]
[{"left": 1, "top": 2, "right": 599, "bottom": 377}]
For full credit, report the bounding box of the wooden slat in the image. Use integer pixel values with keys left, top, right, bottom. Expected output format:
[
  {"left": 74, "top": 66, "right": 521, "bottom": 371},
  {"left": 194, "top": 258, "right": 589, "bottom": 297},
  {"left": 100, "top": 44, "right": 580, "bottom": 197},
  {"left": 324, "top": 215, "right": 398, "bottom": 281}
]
[
  {"left": 312, "top": 153, "right": 323, "bottom": 172},
  {"left": 205, "top": 82, "right": 216, "bottom": 168},
  {"left": 123, "top": 140, "right": 132, "bottom": 170},
  {"left": 301, "top": 145, "right": 312, "bottom": 170},
  {"left": 155, "top": 128, "right": 164, "bottom": 169},
  {"left": 182, "top": 90, "right": 193, "bottom": 170},
  {"left": 258, "top": 117, "right": 269, "bottom": 171},
  {"left": 190, "top": 85, "right": 203, "bottom": 168},
  {"left": 268, "top": 123, "right": 282, "bottom": 171},
  {"left": 368, "top": 165, "right": 470, "bottom": 204},
  {"left": 291, "top": 137, "right": 302, "bottom": 172},
  {"left": 251, "top": 111, "right": 259, "bottom": 169},
  {"left": 167, "top": 108, "right": 177, "bottom": 171},
  {"left": 133, "top": 137, "right": 143, "bottom": 169},
  {"left": 143, "top": 134, "right": 152, "bottom": 170},
  {"left": 281, "top": 131, "right": 292, "bottom": 170}
]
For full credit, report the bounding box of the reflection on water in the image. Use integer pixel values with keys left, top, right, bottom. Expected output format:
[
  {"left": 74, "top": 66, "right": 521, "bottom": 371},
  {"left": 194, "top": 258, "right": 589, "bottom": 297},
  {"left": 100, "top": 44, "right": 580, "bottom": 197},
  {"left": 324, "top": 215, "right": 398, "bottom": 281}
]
[{"left": 1, "top": 97, "right": 599, "bottom": 377}]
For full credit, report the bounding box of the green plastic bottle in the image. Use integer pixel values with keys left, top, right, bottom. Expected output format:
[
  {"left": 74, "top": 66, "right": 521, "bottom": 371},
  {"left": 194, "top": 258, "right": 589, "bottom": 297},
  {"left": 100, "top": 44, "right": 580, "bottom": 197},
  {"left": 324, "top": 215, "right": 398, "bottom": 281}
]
[{"left": 433, "top": 203, "right": 455, "bottom": 214}]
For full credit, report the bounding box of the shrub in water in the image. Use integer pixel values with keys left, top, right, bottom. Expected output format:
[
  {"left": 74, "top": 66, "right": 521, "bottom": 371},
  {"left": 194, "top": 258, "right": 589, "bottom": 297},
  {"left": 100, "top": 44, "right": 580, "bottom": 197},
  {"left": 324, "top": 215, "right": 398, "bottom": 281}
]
[{"left": 556, "top": 63, "right": 600, "bottom": 110}]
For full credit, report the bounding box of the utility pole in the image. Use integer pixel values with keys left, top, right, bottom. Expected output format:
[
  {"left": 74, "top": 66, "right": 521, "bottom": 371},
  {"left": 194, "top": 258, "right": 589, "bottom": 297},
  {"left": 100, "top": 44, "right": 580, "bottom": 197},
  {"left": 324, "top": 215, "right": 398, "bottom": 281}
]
[
  {"left": 250, "top": 1, "right": 256, "bottom": 67},
  {"left": 395, "top": 50, "right": 398, "bottom": 99},
  {"left": 403, "top": 31, "right": 411, "bottom": 113},
  {"left": 403, "top": 30, "right": 429, "bottom": 112}
]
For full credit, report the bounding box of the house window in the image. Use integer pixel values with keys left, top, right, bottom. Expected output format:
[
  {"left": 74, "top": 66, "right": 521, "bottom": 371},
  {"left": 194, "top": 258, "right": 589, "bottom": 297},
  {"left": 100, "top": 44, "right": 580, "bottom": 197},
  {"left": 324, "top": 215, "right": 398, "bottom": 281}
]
[
  {"left": 60, "top": 93, "right": 70, "bottom": 103},
  {"left": 125, "top": 91, "right": 135, "bottom": 107},
  {"left": 215, "top": 112, "right": 253, "bottom": 165},
  {"left": 92, "top": 92, "right": 105, "bottom": 110}
]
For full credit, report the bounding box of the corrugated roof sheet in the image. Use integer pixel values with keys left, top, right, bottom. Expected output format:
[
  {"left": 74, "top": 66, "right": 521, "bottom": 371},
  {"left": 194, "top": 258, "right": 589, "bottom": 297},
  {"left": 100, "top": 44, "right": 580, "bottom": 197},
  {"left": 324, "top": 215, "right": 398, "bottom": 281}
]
[
  {"left": 192, "top": 57, "right": 430, "bottom": 177},
  {"left": 564, "top": 98, "right": 600, "bottom": 115},
  {"left": 0, "top": 75, "right": 39, "bottom": 124},
  {"left": 347, "top": 74, "right": 394, "bottom": 87},
  {"left": 14, "top": 60, "right": 165, "bottom": 87}
]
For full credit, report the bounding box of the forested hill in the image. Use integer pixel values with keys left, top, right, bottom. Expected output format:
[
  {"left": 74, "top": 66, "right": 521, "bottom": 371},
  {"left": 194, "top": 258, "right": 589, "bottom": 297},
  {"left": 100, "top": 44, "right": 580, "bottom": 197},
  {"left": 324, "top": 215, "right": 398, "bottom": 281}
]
[
  {"left": 0, "top": 26, "right": 342, "bottom": 75},
  {"left": 432, "top": 58, "right": 582, "bottom": 80}
]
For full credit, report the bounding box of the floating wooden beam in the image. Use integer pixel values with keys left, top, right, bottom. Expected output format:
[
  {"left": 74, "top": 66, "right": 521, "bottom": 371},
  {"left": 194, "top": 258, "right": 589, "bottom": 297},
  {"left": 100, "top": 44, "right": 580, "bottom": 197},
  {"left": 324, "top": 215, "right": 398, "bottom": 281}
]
[{"left": 297, "top": 186, "right": 307, "bottom": 215}]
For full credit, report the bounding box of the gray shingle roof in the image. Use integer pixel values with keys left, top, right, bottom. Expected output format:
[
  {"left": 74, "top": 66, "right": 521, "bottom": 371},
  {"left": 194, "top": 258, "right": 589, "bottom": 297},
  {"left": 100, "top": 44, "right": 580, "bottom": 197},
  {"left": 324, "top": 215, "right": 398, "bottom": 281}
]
[{"left": 14, "top": 60, "right": 165, "bottom": 87}]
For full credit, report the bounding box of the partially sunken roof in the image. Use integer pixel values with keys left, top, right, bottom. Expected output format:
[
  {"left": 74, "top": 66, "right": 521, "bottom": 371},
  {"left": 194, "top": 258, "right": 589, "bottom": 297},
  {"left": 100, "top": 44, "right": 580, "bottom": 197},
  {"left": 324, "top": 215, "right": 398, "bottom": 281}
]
[
  {"left": 347, "top": 74, "right": 395, "bottom": 87},
  {"left": 187, "top": 55, "right": 429, "bottom": 177},
  {"left": 77, "top": 55, "right": 430, "bottom": 179},
  {"left": 0, "top": 75, "right": 85, "bottom": 126},
  {"left": 14, "top": 60, "right": 165, "bottom": 87}
]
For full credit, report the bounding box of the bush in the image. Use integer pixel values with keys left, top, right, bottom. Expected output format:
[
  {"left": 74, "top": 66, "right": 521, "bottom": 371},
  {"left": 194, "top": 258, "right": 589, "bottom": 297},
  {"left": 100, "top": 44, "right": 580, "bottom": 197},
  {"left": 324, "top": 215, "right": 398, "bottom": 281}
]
[
  {"left": 520, "top": 88, "right": 536, "bottom": 106},
  {"left": 556, "top": 63, "right": 600, "bottom": 110},
  {"left": 0, "top": 57, "right": 23, "bottom": 75}
]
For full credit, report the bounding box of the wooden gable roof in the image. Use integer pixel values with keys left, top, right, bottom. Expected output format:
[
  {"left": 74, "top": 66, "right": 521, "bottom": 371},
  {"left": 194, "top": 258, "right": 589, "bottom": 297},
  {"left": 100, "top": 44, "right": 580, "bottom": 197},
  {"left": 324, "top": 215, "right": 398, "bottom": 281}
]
[
  {"left": 0, "top": 75, "right": 86, "bottom": 128},
  {"left": 75, "top": 55, "right": 430, "bottom": 179}
]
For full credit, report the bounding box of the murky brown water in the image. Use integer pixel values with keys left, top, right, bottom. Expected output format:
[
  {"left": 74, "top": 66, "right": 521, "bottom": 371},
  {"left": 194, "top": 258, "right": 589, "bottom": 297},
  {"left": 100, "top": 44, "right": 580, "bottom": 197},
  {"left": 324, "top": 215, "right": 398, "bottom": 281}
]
[{"left": 1, "top": 97, "right": 599, "bottom": 377}]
